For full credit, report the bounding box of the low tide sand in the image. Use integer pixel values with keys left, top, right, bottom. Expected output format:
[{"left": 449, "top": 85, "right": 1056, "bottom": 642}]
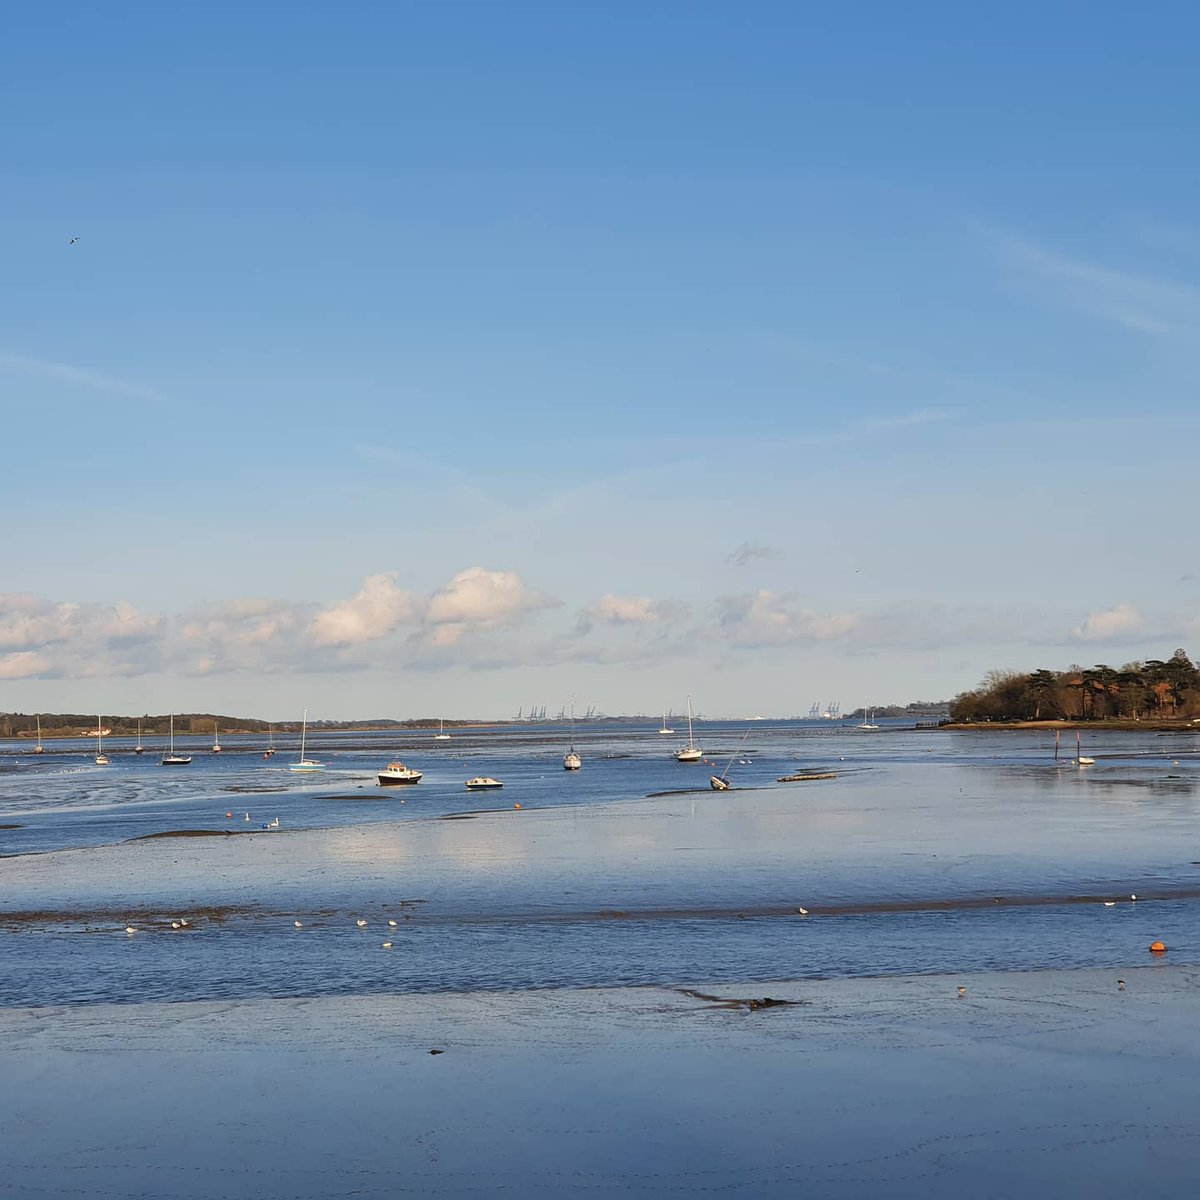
[{"left": 2, "top": 964, "right": 1197, "bottom": 1198}]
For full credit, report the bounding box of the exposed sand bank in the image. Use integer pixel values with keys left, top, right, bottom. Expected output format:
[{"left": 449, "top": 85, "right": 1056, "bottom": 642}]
[{"left": 2, "top": 965, "right": 1196, "bottom": 1198}]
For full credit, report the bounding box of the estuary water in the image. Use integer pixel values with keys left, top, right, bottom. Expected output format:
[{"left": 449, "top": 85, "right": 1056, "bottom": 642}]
[{"left": 2, "top": 720, "right": 1198, "bottom": 1005}]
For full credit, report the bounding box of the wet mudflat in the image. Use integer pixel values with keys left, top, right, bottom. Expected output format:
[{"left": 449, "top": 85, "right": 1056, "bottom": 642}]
[{"left": 1, "top": 966, "right": 1196, "bottom": 1198}]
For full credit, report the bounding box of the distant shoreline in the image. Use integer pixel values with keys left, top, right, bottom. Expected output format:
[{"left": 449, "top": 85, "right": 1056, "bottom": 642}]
[{"left": 941, "top": 718, "right": 1200, "bottom": 732}]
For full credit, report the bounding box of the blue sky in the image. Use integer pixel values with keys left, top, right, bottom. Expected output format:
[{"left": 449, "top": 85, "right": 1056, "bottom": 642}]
[{"left": 3, "top": 1, "right": 1199, "bottom": 719}]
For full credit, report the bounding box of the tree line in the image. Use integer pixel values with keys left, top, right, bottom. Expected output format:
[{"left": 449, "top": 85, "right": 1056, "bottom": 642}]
[{"left": 950, "top": 649, "right": 1200, "bottom": 723}]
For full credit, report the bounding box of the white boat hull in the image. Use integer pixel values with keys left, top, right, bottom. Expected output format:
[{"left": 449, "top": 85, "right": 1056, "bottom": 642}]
[
  {"left": 465, "top": 777, "right": 503, "bottom": 790},
  {"left": 675, "top": 748, "right": 702, "bottom": 762}
]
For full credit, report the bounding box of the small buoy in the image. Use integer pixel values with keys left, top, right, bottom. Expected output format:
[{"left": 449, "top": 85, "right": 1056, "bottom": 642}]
[
  {"left": 294, "top": 920, "right": 303, "bottom": 928},
  {"left": 382, "top": 941, "right": 392, "bottom": 949},
  {"left": 226, "top": 811, "right": 233, "bottom": 818},
  {"left": 514, "top": 803, "right": 521, "bottom": 809},
  {"left": 1131, "top": 894, "right": 1138, "bottom": 902},
  {"left": 356, "top": 918, "right": 367, "bottom": 928},
  {"left": 1149, "top": 940, "right": 1167, "bottom": 953}
]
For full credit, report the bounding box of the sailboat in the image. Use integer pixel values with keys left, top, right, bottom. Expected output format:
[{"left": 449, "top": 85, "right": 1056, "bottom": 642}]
[
  {"left": 857, "top": 709, "right": 880, "bottom": 731},
  {"left": 434, "top": 717, "right": 451, "bottom": 741},
  {"left": 674, "top": 696, "right": 702, "bottom": 762},
  {"left": 134, "top": 719, "right": 144, "bottom": 754},
  {"left": 161, "top": 715, "right": 192, "bottom": 766},
  {"left": 289, "top": 709, "right": 324, "bottom": 772},
  {"left": 212, "top": 721, "right": 222, "bottom": 753},
  {"left": 263, "top": 723, "right": 276, "bottom": 758},
  {"left": 94, "top": 716, "right": 110, "bottom": 766},
  {"left": 563, "top": 698, "right": 582, "bottom": 771},
  {"left": 34, "top": 714, "right": 44, "bottom": 754},
  {"left": 1076, "top": 731, "right": 1094, "bottom": 766},
  {"left": 658, "top": 710, "right": 674, "bottom": 735},
  {"left": 710, "top": 731, "right": 751, "bottom": 790}
]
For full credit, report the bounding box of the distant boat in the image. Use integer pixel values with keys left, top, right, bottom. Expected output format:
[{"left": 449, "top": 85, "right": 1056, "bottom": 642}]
[
  {"left": 378, "top": 760, "right": 423, "bottom": 786},
  {"left": 658, "top": 710, "right": 674, "bottom": 735},
  {"left": 857, "top": 709, "right": 880, "bottom": 731},
  {"left": 710, "top": 731, "right": 751, "bottom": 790},
  {"left": 134, "top": 719, "right": 144, "bottom": 755},
  {"left": 289, "top": 708, "right": 324, "bottom": 772},
  {"left": 212, "top": 721, "right": 222, "bottom": 753},
  {"left": 34, "top": 714, "right": 44, "bottom": 754},
  {"left": 434, "top": 717, "right": 451, "bottom": 741},
  {"left": 1076, "top": 731, "right": 1094, "bottom": 766},
  {"left": 563, "top": 698, "right": 582, "bottom": 771},
  {"left": 674, "top": 696, "right": 702, "bottom": 762},
  {"left": 94, "top": 715, "right": 110, "bottom": 766},
  {"left": 465, "top": 776, "right": 503, "bottom": 791},
  {"left": 161, "top": 714, "right": 192, "bottom": 766},
  {"left": 264, "top": 723, "right": 276, "bottom": 758}
]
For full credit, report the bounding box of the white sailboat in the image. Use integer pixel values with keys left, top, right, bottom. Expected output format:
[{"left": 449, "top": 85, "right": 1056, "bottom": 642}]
[
  {"left": 434, "top": 717, "right": 451, "bottom": 741},
  {"left": 658, "top": 710, "right": 674, "bottom": 735},
  {"left": 34, "top": 714, "right": 44, "bottom": 754},
  {"left": 264, "top": 723, "right": 276, "bottom": 758},
  {"left": 563, "top": 698, "right": 581, "bottom": 771},
  {"left": 674, "top": 696, "right": 702, "bottom": 762},
  {"left": 161, "top": 714, "right": 192, "bottom": 766},
  {"left": 212, "top": 721, "right": 222, "bottom": 753},
  {"left": 134, "top": 719, "right": 144, "bottom": 755},
  {"left": 289, "top": 708, "right": 324, "bottom": 772},
  {"left": 857, "top": 709, "right": 880, "bottom": 731},
  {"left": 94, "top": 716, "right": 110, "bottom": 766}
]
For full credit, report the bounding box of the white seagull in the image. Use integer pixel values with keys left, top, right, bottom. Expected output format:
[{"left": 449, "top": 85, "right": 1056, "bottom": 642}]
[
  {"left": 356, "top": 918, "right": 367, "bottom": 928},
  {"left": 125, "top": 925, "right": 136, "bottom": 934},
  {"left": 387, "top": 919, "right": 398, "bottom": 927},
  {"left": 382, "top": 941, "right": 393, "bottom": 949},
  {"left": 294, "top": 920, "right": 303, "bottom": 928}
]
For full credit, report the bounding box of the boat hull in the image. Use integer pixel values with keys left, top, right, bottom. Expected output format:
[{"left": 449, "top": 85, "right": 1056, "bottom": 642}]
[
  {"left": 161, "top": 756, "right": 192, "bottom": 766},
  {"left": 378, "top": 772, "right": 423, "bottom": 786},
  {"left": 709, "top": 776, "right": 730, "bottom": 790},
  {"left": 465, "top": 778, "right": 503, "bottom": 790},
  {"left": 675, "top": 748, "right": 702, "bottom": 762}
]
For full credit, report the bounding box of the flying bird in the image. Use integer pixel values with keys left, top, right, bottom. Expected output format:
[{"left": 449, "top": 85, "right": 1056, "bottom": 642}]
[{"left": 68, "top": 237, "right": 80, "bottom": 244}]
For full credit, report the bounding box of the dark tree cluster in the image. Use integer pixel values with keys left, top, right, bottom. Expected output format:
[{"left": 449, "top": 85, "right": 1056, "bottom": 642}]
[{"left": 950, "top": 650, "right": 1200, "bottom": 723}]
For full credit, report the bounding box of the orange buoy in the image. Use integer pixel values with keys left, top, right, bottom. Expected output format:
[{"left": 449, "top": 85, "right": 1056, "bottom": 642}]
[
  {"left": 1149, "top": 940, "right": 1167, "bottom": 953},
  {"left": 514, "top": 803, "right": 521, "bottom": 809}
]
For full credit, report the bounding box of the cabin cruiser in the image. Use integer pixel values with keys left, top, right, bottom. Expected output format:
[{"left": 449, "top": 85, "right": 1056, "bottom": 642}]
[
  {"left": 378, "top": 761, "right": 423, "bottom": 786},
  {"left": 465, "top": 776, "right": 504, "bottom": 791}
]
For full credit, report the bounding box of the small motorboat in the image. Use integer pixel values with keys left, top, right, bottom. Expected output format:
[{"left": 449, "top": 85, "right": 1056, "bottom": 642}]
[
  {"left": 465, "top": 776, "right": 504, "bottom": 791},
  {"left": 378, "top": 761, "right": 423, "bottom": 786}
]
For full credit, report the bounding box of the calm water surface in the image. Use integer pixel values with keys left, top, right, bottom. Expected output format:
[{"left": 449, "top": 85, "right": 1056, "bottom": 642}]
[{"left": 2, "top": 721, "right": 1198, "bottom": 1005}]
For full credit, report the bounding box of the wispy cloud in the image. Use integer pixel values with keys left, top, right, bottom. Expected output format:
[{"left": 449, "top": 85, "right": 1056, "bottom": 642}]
[
  {"left": 0, "top": 350, "right": 166, "bottom": 403},
  {"left": 726, "top": 542, "right": 781, "bottom": 567},
  {"left": 995, "top": 234, "right": 1200, "bottom": 338}
]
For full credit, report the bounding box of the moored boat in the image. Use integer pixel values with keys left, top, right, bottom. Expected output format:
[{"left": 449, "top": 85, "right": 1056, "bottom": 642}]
[
  {"left": 465, "top": 776, "right": 503, "bottom": 791},
  {"left": 378, "top": 761, "right": 423, "bottom": 786}
]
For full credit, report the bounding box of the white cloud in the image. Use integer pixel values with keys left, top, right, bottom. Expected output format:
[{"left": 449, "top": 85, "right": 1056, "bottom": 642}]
[
  {"left": 586, "top": 594, "right": 663, "bottom": 624},
  {"left": 0, "top": 650, "right": 51, "bottom": 679},
  {"left": 310, "top": 574, "right": 421, "bottom": 647},
  {"left": 426, "top": 567, "right": 552, "bottom": 626},
  {"left": 1073, "top": 603, "right": 1142, "bottom": 641},
  {"left": 718, "top": 591, "right": 861, "bottom": 646}
]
